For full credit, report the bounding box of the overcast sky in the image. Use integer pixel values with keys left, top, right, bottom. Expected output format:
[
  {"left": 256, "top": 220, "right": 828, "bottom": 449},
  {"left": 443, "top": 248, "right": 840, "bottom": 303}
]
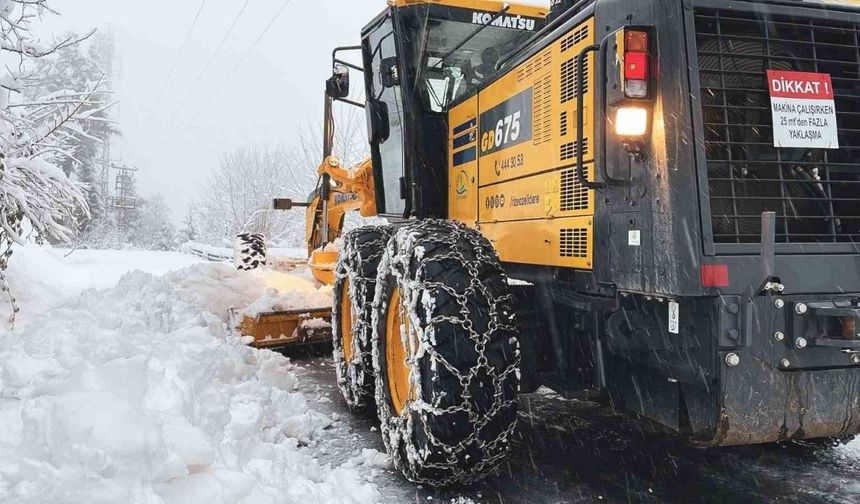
[{"left": 41, "top": 0, "right": 391, "bottom": 221}]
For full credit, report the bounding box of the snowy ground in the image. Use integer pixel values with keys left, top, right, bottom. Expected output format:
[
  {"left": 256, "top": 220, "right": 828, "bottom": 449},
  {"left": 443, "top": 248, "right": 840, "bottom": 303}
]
[
  {"left": 0, "top": 246, "right": 386, "bottom": 504},
  {"left": 2, "top": 246, "right": 860, "bottom": 504}
]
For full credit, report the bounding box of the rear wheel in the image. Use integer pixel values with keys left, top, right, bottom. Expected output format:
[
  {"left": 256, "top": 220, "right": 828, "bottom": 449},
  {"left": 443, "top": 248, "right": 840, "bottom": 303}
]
[
  {"left": 372, "top": 220, "right": 520, "bottom": 485},
  {"left": 332, "top": 226, "right": 392, "bottom": 411}
]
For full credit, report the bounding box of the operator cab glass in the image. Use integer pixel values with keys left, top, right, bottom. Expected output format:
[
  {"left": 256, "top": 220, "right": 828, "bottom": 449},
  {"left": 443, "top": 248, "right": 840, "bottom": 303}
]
[
  {"left": 361, "top": 1, "right": 546, "bottom": 217},
  {"left": 400, "top": 10, "right": 539, "bottom": 112}
]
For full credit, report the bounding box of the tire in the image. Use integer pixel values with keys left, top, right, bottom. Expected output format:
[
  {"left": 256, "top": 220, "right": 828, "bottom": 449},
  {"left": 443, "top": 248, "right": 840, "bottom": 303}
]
[
  {"left": 234, "top": 233, "right": 267, "bottom": 271},
  {"left": 332, "top": 226, "right": 392, "bottom": 411},
  {"left": 371, "top": 220, "right": 520, "bottom": 485}
]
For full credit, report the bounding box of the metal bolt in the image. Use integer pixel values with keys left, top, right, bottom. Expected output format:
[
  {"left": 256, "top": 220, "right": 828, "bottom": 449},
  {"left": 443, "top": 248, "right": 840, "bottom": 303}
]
[
  {"left": 795, "top": 303, "right": 808, "bottom": 315},
  {"left": 780, "top": 358, "right": 791, "bottom": 369},
  {"left": 775, "top": 299, "right": 785, "bottom": 309},
  {"left": 774, "top": 331, "right": 785, "bottom": 342},
  {"left": 726, "top": 353, "right": 741, "bottom": 367},
  {"left": 852, "top": 355, "right": 860, "bottom": 365},
  {"left": 795, "top": 337, "right": 808, "bottom": 349}
]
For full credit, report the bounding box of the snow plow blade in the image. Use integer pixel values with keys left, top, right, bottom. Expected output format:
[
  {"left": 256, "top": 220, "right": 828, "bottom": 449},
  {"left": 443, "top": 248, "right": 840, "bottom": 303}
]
[{"left": 230, "top": 307, "right": 332, "bottom": 349}]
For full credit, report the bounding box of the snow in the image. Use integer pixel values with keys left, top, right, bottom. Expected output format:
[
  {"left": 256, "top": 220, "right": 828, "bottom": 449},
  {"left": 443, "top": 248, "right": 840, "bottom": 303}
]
[
  {"left": 2, "top": 245, "right": 202, "bottom": 324},
  {"left": 241, "top": 283, "right": 333, "bottom": 318},
  {"left": 0, "top": 246, "right": 379, "bottom": 504}
]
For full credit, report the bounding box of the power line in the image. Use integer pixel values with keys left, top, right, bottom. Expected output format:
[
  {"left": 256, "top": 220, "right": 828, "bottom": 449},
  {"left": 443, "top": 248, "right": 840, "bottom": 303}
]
[
  {"left": 185, "top": 0, "right": 294, "bottom": 124},
  {"left": 151, "top": 0, "right": 209, "bottom": 109},
  {"left": 169, "top": 0, "right": 253, "bottom": 120},
  {"left": 231, "top": 0, "right": 294, "bottom": 74}
]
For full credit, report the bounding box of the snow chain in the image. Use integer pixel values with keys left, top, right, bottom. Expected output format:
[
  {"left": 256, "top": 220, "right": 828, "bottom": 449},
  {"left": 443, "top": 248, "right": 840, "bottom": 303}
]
[
  {"left": 372, "top": 219, "right": 520, "bottom": 485},
  {"left": 332, "top": 226, "right": 392, "bottom": 410}
]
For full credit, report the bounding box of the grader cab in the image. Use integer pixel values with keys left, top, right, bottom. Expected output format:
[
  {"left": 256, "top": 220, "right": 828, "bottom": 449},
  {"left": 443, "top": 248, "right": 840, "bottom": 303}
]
[{"left": 252, "top": 0, "right": 860, "bottom": 486}]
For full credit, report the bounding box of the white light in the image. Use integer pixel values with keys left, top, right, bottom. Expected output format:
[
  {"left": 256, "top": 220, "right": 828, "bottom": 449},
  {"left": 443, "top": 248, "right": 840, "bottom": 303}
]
[
  {"left": 615, "top": 107, "right": 648, "bottom": 137},
  {"left": 625, "top": 79, "right": 648, "bottom": 98}
]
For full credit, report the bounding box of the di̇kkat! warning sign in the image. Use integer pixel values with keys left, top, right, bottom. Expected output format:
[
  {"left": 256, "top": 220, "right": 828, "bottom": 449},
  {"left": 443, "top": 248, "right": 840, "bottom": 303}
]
[{"left": 767, "top": 70, "right": 839, "bottom": 149}]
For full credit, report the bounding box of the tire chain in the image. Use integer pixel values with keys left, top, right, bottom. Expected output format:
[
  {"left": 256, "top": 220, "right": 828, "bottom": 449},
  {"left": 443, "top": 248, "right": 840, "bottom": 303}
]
[
  {"left": 332, "top": 226, "right": 393, "bottom": 411},
  {"left": 372, "top": 219, "right": 520, "bottom": 485},
  {"left": 235, "top": 233, "right": 267, "bottom": 271}
]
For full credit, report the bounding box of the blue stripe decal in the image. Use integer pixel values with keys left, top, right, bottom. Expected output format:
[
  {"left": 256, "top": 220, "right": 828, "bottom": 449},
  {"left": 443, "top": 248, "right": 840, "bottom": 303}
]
[
  {"left": 453, "top": 119, "right": 476, "bottom": 135},
  {"left": 453, "top": 131, "right": 476, "bottom": 149},
  {"left": 453, "top": 147, "right": 476, "bottom": 167}
]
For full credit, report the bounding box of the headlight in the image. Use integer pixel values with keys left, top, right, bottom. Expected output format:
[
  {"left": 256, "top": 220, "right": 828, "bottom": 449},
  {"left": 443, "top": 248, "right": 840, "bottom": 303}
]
[{"left": 615, "top": 107, "right": 649, "bottom": 137}]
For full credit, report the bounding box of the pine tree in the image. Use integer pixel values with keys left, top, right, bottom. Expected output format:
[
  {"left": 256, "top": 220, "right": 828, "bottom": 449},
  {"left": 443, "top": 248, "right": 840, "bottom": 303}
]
[{"left": 21, "top": 31, "right": 119, "bottom": 234}]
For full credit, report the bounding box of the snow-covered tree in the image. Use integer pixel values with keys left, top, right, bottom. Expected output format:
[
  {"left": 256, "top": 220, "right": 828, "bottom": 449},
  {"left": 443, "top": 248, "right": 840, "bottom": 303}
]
[
  {"left": 176, "top": 209, "right": 198, "bottom": 244},
  {"left": 193, "top": 93, "right": 370, "bottom": 249},
  {"left": 196, "top": 145, "right": 298, "bottom": 247},
  {"left": 0, "top": 0, "right": 99, "bottom": 325},
  {"left": 21, "top": 30, "right": 118, "bottom": 232},
  {"left": 129, "top": 195, "right": 176, "bottom": 251}
]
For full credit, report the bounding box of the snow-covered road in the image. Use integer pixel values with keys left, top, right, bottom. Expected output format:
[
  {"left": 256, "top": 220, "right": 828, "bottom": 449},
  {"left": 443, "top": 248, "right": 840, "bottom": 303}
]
[
  {"left": 3, "top": 246, "right": 860, "bottom": 504},
  {"left": 0, "top": 246, "right": 387, "bottom": 504}
]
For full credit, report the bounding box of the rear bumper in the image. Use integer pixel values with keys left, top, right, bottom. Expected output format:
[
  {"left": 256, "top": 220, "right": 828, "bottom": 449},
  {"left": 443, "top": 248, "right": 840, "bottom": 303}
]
[
  {"left": 715, "top": 354, "right": 860, "bottom": 445},
  {"left": 711, "top": 294, "right": 860, "bottom": 445}
]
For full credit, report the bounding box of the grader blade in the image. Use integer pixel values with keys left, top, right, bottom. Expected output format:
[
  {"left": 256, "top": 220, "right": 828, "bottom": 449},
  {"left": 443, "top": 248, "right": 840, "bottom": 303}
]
[{"left": 231, "top": 307, "right": 332, "bottom": 349}]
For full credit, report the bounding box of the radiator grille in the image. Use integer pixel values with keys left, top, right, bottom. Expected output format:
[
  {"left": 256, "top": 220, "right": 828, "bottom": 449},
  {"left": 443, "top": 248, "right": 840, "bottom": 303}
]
[
  {"left": 560, "top": 166, "right": 590, "bottom": 211},
  {"left": 694, "top": 8, "right": 860, "bottom": 244},
  {"left": 560, "top": 228, "right": 589, "bottom": 258}
]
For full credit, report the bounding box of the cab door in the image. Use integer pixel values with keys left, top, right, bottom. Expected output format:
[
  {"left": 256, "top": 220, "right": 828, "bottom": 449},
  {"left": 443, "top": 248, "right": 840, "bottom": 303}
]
[{"left": 363, "top": 15, "right": 407, "bottom": 216}]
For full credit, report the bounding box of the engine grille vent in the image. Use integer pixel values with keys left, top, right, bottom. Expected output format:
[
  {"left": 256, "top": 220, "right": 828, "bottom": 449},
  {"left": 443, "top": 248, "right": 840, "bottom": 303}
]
[
  {"left": 560, "top": 111, "right": 569, "bottom": 137},
  {"left": 561, "top": 25, "right": 590, "bottom": 52},
  {"left": 560, "top": 57, "right": 589, "bottom": 103},
  {"left": 560, "top": 166, "right": 590, "bottom": 211},
  {"left": 560, "top": 228, "right": 589, "bottom": 258},
  {"left": 517, "top": 49, "right": 552, "bottom": 83},
  {"left": 694, "top": 8, "right": 860, "bottom": 244},
  {"left": 560, "top": 138, "right": 589, "bottom": 161},
  {"left": 533, "top": 74, "right": 553, "bottom": 145}
]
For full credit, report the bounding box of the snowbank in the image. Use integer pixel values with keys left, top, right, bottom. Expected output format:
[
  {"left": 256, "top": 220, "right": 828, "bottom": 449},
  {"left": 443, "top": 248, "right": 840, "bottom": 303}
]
[
  {"left": 0, "top": 255, "right": 376, "bottom": 503},
  {"left": 1, "top": 245, "right": 202, "bottom": 326}
]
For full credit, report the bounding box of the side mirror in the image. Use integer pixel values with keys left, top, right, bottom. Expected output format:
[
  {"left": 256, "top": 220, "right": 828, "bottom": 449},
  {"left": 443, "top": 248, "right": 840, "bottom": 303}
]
[
  {"left": 380, "top": 57, "right": 400, "bottom": 88},
  {"left": 366, "top": 99, "right": 390, "bottom": 145},
  {"left": 326, "top": 64, "right": 350, "bottom": 99}
]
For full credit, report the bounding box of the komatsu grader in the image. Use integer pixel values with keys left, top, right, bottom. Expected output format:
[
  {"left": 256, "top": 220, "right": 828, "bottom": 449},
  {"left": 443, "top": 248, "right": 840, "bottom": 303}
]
[{"left": 259, "top": 0, "right": 860, "bottom": 485}]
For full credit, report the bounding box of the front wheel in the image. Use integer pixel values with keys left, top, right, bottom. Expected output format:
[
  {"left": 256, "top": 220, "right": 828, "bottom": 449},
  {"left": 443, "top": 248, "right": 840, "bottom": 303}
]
[
  {"left": 332, "top": 226, "right": 392, "bottom": 411},
  {"left": 371, "top": 220, "right": 520, "bottom": 485},
  {"left": 234, "top": 233, "right": 267, "bottom": 271}
]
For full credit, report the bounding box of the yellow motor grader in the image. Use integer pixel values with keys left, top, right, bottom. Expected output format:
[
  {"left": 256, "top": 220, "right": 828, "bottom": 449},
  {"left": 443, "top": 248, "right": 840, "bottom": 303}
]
[{"left": 246, "top": 0, "right": 860, "bottom": 486}]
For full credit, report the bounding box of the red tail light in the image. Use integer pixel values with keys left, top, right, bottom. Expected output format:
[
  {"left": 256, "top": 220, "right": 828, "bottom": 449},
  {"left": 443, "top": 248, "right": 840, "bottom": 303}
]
[
  {"left": 625, "top": 52, "right": 648, "bottom": 80},
  {"left": 701, "top": 264, "right": 730, "bottom": 288},
  {"left": 624, "top": 30, "right": 650, "bottom": 98}
]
